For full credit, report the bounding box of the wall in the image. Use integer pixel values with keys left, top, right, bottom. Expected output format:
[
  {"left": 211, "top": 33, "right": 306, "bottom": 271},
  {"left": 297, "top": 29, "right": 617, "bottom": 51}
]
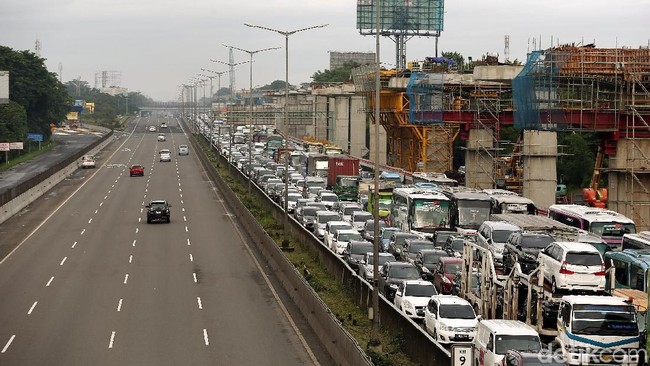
[{"left": 608, "top": 138, "right": 650, "bottom": 230}]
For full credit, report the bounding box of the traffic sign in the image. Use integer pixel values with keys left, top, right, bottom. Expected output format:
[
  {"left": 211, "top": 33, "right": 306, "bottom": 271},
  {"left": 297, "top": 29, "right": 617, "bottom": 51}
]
[
  {"left": 26, "top": 133, "right": 43, "bottom": 142},
  {"left": 451, "top": 344, "right": 473, "bottom": 366},
  {"left": 0, "top": 143, "right": 9, "bottom": 152}
]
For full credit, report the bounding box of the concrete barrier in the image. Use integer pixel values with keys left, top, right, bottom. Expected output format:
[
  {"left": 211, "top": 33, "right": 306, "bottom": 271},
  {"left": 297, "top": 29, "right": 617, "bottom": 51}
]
[
  {"left": 190, "top": 127, "right": 452, "bottom": 366},
  {"left": 0, "top": 128, "right": 113, "bottom": 224}
]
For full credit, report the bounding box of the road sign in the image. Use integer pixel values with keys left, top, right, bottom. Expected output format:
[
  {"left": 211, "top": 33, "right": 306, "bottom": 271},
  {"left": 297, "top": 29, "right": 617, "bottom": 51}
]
[
  {"left": 451, "top": 344, "right": 473, "bottom": 366},
  {"left": 0, "top": 71, "right": 8, "bottom": 105},
  {"left": 0, "top": 143, "right": 9, "bottom": 152},
  {"left": 26, "top": 133, "right": 43, "bottom": 142},
  {"left": 9, "top": 142, "right": 23, "bottom": 150}
]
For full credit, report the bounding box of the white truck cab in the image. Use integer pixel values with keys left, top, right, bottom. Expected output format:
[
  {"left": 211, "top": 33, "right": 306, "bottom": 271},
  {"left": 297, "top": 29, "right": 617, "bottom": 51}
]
[
  {"left": 473, "top": 319, "right": 541, "bottom": 366},
  {"left": 555, "top": 295, "right": 640, "bottom": 365}
]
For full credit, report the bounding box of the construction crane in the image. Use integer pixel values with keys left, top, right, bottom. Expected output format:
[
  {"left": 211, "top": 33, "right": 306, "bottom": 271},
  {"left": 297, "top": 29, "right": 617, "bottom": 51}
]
[{"left": 582, "top": 144, "right": 608, "bottom": 208}]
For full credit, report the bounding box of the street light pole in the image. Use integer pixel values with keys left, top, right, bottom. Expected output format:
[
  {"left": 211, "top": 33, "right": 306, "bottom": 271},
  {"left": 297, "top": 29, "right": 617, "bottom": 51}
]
[
  {"left": 371, "top": 0, "right": 382, "bottom": 347},
  {"left": 244, "top": 22, "right": 328, "bottom": 245},
  {"left": 211, "top": 58, "right": 251, "bottom": 173},
  {"left": 223, "top": 44, "right": 280, "bottom": 195}
]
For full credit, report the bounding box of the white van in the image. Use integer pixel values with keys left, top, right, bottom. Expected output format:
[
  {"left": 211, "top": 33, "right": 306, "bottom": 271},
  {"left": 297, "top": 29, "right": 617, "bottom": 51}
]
[{"left": 473, "top": 319, "right": 541, "bottom": 366}]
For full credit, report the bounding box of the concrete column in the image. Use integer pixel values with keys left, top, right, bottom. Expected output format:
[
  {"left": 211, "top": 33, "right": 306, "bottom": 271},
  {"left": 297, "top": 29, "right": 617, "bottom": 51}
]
[
  {"left": 522, "top": 130, "right": 557, "bottom": 209},
  {"left": 465, "top": 129, "right": 495, "bottom": 189},
  {"left": 607, "top": 138, "right": 650, "bottom": 231}
]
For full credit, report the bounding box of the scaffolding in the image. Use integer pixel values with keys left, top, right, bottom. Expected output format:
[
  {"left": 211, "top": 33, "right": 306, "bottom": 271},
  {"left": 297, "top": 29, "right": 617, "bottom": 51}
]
[{"left": 513, "top": 45, "right": 650, "bottom": 229}]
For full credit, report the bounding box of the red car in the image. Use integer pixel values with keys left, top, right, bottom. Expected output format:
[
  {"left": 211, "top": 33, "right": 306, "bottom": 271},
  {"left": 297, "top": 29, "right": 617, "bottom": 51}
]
[
  {"left": 432, "top": 257, "right": 463, "bottom": 294},
  {"left": 129, "top": 164, "right": 145, "bottom": 177}
]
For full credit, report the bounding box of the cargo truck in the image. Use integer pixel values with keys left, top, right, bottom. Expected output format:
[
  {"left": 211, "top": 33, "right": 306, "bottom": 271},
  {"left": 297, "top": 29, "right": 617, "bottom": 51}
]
[
  {"left": 306, "top": 153, "right": 329, "bottom": 178},
  {"left": 327, "top": 155, "right": 360, "bottom": 201}
]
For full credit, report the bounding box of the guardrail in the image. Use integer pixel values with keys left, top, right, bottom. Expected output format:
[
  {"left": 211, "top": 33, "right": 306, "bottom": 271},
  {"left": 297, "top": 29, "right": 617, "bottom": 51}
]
[
  {"left": 193, "top": 122, "right": 451, "bottom": 366},
  {"left": 0, "top": 127, "right": 113, "bottom": 208}
]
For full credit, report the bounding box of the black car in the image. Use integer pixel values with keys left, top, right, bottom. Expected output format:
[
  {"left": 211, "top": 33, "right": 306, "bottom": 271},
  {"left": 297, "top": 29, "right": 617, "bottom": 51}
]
[
  {"left": 414, "top": 248, "right": 451, "bottom": 280},
  {"left": 387, "top": 232, "right": 420, "bottom": 258},
  {"left": 431, "top": 230, "right": 456, "bottom": 248},
  {"left": 146, "top": 200, "right": 171, "bottom": 223},
  {"left": 401, "top": 238, "right": 436, "bottom": 262},
  {"left": 502, "top": 231, "right": 554, "bottom": 274},
  {"left": 442, "top": 235, "right": 466, "bottom": 257},
  {"left": 343, "top": 240, "right": 374, "bottom": 270},
  {"left": 378, "top": 262, "right": 421, "bottom": 301}
]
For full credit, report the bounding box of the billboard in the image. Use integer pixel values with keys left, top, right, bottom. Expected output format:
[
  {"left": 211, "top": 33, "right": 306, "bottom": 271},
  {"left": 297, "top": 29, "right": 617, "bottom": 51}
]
[
  {"left": 357, "top": 0, "right": 444, "bottom": 36},
  {"left": 0, "top": 71, "right": 8, "bottom": 105}
]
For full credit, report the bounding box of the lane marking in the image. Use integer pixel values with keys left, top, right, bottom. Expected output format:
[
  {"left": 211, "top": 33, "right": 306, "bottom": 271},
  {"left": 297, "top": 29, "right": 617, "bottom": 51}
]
[
  {"left": 132, "top": 240, "right": 137, "bottom": 247},
  {"left": 104, "top": 196, "right": 108, "bottom": 200},
  {"left": 94, "top": 209, "right": 98, "bottom": 214},
  {"left": 27, "top": 301, "right": 38, "bottom": 315},
  {"left": 135, "top": 228, "right": 139, "bottom": 234},
  {"left": 183, "top": 216, "right": 187, "bottom": 222},
  {"left": 80, "top": 229, "right": 86, "bottom": 235},
  {"left": 129, "top": 255, "right": 133, "bottom": 264},
  {"left": 189, "top": 253, "right": 193, "bottom": 262},
  {"left": 1, "top": 335, "right": 15, "bottom": 353},
  {"left": 46, "top": 276, "right": 54, "bottom": 287},
  {"left": 0, "top": 120, "right": 137, "bottom": 266},
  {"left": 117, "top": 299, "right": 123, "bottom": 312},
  {"left": 185, "top": 226, "right": 189, "bottom": 233},
  {"left": 203, "top": 329, "right": 209, "bottom": 346},
  {"left": 108, "top": 331, "right": 116, "bottom": 349},
  {"left": 197, "top": 297, "right": 203, "bottom": 310},
  {"left": 88, "top": 218, "right": 92, "bottom": 224},
  {"left": 192, "top": 273, "right": 197, "bottom": 283},
  {"left": 187, "top": 239, "right": 191, "bottom": 246},
  {"left": 138, "top": 217, "right": 141, "bottom": 223},
  {"left": 59, "top": 257, "right": 67, "bottom": 266},
  {"left": 100, "top": 202, "right": 103, "bottom": 207},
  {"left": 123, "top": 274, "right": 129, "bottom": 284},
  {"left": 71, "top": 241, "right": 77, "bottom": 249},
  {"left": 108, "top": 190, "right": 111, "bottom": 194},
  {"left": 182, "top": 208, "right": 185, "bottom": 212}
]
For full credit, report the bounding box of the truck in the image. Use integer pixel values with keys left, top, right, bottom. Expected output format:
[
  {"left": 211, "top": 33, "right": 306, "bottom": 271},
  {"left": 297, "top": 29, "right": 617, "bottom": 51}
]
[
  {"left": 326, "top": 155, "right": 360, "bottom": 201},
  {"left": 460, "top": 238, "right": 643, "bottom": 366},
  {"left": 367, "top": 187, "right": 393, "bottom": 219},
  {"left": 306, "top": 153, "right": 329, "bottom": 178}
]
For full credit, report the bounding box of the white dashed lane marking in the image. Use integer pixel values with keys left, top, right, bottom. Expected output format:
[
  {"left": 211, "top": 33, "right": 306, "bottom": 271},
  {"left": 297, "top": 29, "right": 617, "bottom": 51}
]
[
  {"left": 2, "top": 335, "right": 16, "bottom": 353},
  {"left": 46, "top": 277, "right": 54, "bottom": 287},
  {"left": 27, "top": 301, "right": 38, "bottom": 315}
]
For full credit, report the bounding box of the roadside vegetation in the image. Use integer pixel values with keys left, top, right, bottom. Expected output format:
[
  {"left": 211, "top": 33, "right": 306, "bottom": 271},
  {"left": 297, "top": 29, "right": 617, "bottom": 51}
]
[{"left": 196, "top": 137, "right": 418, "bottom": 366}]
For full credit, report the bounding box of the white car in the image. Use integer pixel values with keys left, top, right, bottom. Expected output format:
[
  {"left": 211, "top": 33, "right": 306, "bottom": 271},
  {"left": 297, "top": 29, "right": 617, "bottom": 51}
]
[
  {"left": 350, "top": 211, "right": 373, "bottom": 232},
  {"left": 476, "top": 221, "right": 521, "bottom": 263},
  {"left": 331, "top": 229, "right": 363, "bottom": 255},
  {"left": 148, "top": 125, "right": 157, "bottom": 132},
  {"left": 314, "top": 211, "right": 342, "bottom": 240},
  {"left": 537, "top": 241, "right": 606, "bottom": 293},
  {"left": 317, "top": 192, "right": 340, "bottom": 210},
  {"left": 178, "top": 145, "right": 189, "bottom": 155},
  {"left": 359, "top": 252, "right": 396, "bottom": 280},
  {"left": 424, "top": 295, "right": 479, "bottom": 344},
  {"left": 159, "top": 149, "right": 171, "bottom": 162},
  {"left": 157, "top": 133, "right": 166, "bottom": 142},
  {"left": 394, "top": 280, "right": 438, "bottom": 320},
  {"left": 79, "top": 155, "right": 96, "bottom": 169},
  {"left": 283, "top": 192, "right": 303, "bottom": 213},
  {"left": 160, "top": 122, "right": 167, "bottom": 128},
  {"left": 324, "top": 221, "right": 353, "bottom": 250}
]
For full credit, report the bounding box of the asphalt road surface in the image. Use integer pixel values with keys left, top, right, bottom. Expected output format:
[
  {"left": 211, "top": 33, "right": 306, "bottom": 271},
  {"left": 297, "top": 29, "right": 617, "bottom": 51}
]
[{"left": 0, "top": 117, "right": 331, "bottom": 365}]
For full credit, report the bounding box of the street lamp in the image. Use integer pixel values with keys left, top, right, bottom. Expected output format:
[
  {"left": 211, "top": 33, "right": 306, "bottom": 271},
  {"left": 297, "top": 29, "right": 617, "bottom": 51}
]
[
  {"left": 244, "top": 22, "right": 328, "bottom": 246},
  {"left": 223, "top": 44, "right": 281, "bottom": 195},
  {"left": 210, "top": 57, "right": 251, "bottom": 173}
]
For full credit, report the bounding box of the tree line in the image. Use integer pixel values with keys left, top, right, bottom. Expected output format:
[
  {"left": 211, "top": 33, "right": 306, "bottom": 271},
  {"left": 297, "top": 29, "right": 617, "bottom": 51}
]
[{"left": 0, "top": 45, "right": 154, "bottom": 146}]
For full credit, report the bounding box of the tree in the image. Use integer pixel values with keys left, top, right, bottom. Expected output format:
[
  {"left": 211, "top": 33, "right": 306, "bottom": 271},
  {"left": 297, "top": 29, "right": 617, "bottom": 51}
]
[
  {"left": 311, "top": 61, "right": 360, "bottom": 83},
  {"left": 441, "top": 51, "right": 464, "bottom": 69},
  {"left": 557, "top": 132, "right": 596, "bottom": 191},
  {"left": 260, "top": 80, "right": 290, "bottom": 90},
  {"left": 0, "top": 46, "right": 68, "bottom": 139},
  {"left": 0, "top": 100, "right": 27, "bottom": 142}
]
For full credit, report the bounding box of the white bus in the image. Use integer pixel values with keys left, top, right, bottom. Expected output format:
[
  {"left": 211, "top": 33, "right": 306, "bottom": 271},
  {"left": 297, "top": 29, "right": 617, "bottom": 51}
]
[
  {"left": 622, "top": 231, "right": 650, "bottom": 251},
  {"left": 390, "top": 187, "right": 450, "bottom": 238},
  {"left": 548, "top": 204, "right": 636, "bottom": 250}
]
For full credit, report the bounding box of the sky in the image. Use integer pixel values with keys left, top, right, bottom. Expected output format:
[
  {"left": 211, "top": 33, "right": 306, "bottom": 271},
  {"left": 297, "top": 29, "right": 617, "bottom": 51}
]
[{"left": 1, "top": 0, "right": 649, "bottom": 102}]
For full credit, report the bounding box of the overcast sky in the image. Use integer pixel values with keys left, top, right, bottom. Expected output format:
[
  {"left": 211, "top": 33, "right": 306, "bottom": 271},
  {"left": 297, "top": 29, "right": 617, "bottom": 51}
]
[{"left": 1, "top": 0, "right": 648, "bottom": 102}]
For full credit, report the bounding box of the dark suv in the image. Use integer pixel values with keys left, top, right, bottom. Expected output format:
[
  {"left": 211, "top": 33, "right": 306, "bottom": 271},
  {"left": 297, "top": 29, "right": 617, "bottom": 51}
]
[
  {"left": 502, "top": 231, "right": 554, "bottom": 274},
  {"left": 146, "top": 200, "right": 171, "bottom": 223},
  {"left": 378, "top": 262, "right": 421, "bottom": 301}
]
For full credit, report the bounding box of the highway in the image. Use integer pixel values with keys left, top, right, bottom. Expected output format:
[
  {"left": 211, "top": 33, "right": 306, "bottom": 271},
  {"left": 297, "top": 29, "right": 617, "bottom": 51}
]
[{"left": 0, "top": 117, "right": 326, "bottom": 365}]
